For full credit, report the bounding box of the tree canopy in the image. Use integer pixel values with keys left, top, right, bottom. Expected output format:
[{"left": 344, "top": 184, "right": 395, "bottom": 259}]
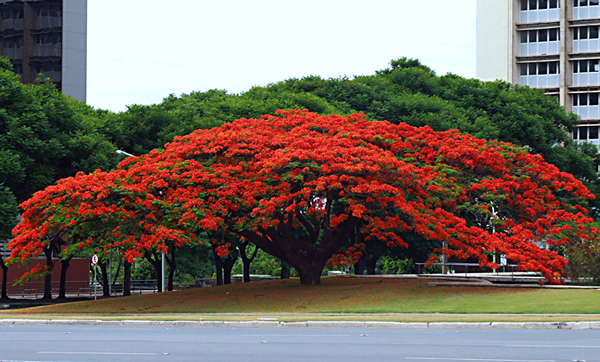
[
  {"left": 102, "top": 58, "right": 598, "bottom": 215},
  {"left": 11, "top": 111, "right": 597, "bottom": 285}
]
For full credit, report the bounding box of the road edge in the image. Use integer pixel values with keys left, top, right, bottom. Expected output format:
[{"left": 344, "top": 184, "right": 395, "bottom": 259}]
[{"left": 1, "top": 319, "right": 600, "bottom": 329}]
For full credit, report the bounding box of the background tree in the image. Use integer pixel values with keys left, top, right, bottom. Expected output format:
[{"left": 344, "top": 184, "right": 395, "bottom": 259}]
[
  {"left": 0, "top": 184, "right": 17, "bottom": 299},
  {"left": 0, "top": 58, "right": 119, "bottom": 297}
]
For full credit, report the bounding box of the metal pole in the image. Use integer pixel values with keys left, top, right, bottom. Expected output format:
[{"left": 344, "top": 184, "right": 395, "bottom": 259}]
[
  {"left": 492, "top": 206, "right": 497, "bottom": 273},
  {"left": 441, "top": 241, "right": 448, "bottom": 274},
  {"left": 94, "top": 265, "right": 97, "bottom": 301}
]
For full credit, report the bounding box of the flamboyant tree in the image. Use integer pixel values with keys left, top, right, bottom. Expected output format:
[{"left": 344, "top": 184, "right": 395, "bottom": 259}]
[
  {"left": 9, "top": 167, "right": 199, "bottom": 293},
  {"left": 10, "top": 110, "right": 598, "bottom": 285}
]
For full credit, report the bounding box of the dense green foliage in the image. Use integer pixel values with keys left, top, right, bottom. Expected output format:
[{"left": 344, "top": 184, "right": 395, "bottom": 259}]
[
  {"left": 0, "top": 184, "right": 17, "bottom": 241},
  {"left": 0, "top": 57, "right": 122, "bottom": 297},
  {"left": 0, "top": 58, "right": 118, "bottom": 235}
]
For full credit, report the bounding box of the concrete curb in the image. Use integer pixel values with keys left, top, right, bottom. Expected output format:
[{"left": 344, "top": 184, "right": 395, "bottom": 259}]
[{"left": 2, "top": 319, "right": 600, "bottom": 329}]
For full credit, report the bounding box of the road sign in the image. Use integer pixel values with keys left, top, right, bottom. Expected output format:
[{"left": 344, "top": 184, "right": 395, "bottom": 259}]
[{"left": 91, "top": 254, "right": 99, "bottom": 265}]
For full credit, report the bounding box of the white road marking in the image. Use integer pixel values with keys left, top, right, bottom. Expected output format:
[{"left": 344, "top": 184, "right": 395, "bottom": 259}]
[
  {"left": 38, "top": 351, "right": 159, "bottom": 356},
  {"left": 405, "top": 358, "right": 555, "bottom": 362},
  {"left": 242, "top": 334, "right": 351, "bottom": 337}
]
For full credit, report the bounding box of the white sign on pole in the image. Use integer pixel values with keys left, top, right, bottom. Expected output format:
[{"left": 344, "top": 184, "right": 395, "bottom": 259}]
[
  {"left": 500, "top": 254, "right": 507, "bottom": 266},
  {"left": 91, "top": 254, "right": 99, "bottom": 265}
]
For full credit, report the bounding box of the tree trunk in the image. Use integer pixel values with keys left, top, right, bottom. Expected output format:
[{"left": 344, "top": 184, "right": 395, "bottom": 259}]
[
  {"left": 144, "top": 252, "right": 162, "bottom": 293},
  {"left": 0, "top": 257, "right": 8, "bottom": 300},
  {"left": 366, "top": 257, "right": 377, "bottom": 275},
  {"left": 58, "top": 258, "right": 71, "bottom": 299},
  {"left": 111, "top": 259, "right": 122, "bottom": 293},
  {"left": 353, "top": 258, "right": 364, "bottom": 275},
  {"left": 98, "top": 260, "right": 110, "bottom": 297},
  {"left": 239, "top": 241, "right": 258, "bottom": 283},
  {"left": 291, "top": 255, "right": 329, "bottom": 285},
  {"left": 223, "top": 256, "right": 235, "bottom": 284},
  {"left": 123, "top": 261, "right": 131, "bottom": 296},
  {"left": 212, "top": 245, "right": 223, "bottom": 286},
  {"left": 280, "top": 260, "right": 290, "bottom": 279},
  {"left": 167, "top": 246, "right": 176, "bottom": 292},
  {"left": 238, "top": 215, "right": 359, "bottom": 285},
  {"left": 42, "top": 248, "right": 54, "bottom": 300}
]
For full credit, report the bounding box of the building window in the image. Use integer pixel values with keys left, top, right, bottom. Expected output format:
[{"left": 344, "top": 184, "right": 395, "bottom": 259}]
[
  {"left": 1, "top": 36, "right": 24, "bottom": 60},
  {"left": 573, "top": 126, "right": 600, "bottom": 141},
  {"left": 32, "top": 60, "right": 62, "bottom": 83},
  {"left": 524, "top": 0, "right": 560, "bottom": 9},
  {"left": 572, "top": 93, "right": 600, "bottom": 119},
  {"left": 519, "top": 28, "right": 560, "bottom": 56},
  {"left": 573, "top": 93, "right": 599, "bottom": 106},
  {"left": 520, "top": 61, "right": 560, "bottom": 75},
  {"left": 573, "top": 26, "right": 600, "bottom": 52},
  {"left": 520, "top": 29, "right": 560, "bottom": 43},
  {"left": 36, "top": 5, "right": 62, "bottom": 29},
  {"left": 32, "top": 32, "right": 62, "bottom": 57},
  {"left": 529, "top": 30, "right": 537, "bottom": 42},
  {"left": 581, "top": 126, "right": 589, "bottom": 140},
  {"left": 573, "top": 59, "right": 600, "bottom": 73},
  {"left": 1, "top": 7, "right": 24, "bottom": 31},
  {"left": 574, "top": 26, "right": 600, "bottom": 40},
  {"left": 521, "top": 0, "right": 560, "bottom": 22},
  {"left": 574, "top": 0, "right": 600, "bottom": 19},
  {"left": 530, "top": 63, "right": 538, "bottom": 75},
  {"left": 520, "top": 61, "right": 560, "bottom": 88}
]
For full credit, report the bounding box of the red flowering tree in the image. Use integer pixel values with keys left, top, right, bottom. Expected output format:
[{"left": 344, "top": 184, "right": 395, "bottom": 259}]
[
  {"left": 118, "top": 110, "right": 598, "bottom": 284},
  {"left": 11, "top": 110, "right": 598, "bottom": 286},
  {"left": 10, "top": 167, "right": 199, "bottom": 293}
]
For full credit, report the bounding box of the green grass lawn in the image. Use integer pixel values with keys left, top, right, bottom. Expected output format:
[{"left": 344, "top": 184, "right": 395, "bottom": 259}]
[{"left": 3, "top": 276, "right": 600, "bottom": 322}]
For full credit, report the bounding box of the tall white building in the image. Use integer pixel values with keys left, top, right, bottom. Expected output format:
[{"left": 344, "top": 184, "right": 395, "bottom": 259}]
[
  {"left": 0, "top": 0, "right": 87, "bottom": 101},
  {"left": 477, "top": 0, "right": 600, "bottom": 146}
]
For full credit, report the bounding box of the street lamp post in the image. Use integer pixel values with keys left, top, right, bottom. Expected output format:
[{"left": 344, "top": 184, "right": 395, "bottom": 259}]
[
  {"left": 116, "top": 149, "right": 166, "bottom": 292},
  {"left": 116, "top": 149, "right": 135, "bottom": 157}
]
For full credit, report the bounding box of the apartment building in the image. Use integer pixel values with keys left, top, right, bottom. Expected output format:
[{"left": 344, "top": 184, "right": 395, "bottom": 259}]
[
  {"left": 0, "top": 0, "right": 86, "bottom": 101},
  {"left": 477, "top": 0, "right": 600, "bottom": 146}
]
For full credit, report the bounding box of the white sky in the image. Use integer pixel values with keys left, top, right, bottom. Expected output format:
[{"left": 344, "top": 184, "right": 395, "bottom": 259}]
[{"left": 87, "top": 0, "right": 476, "bottom": 113}]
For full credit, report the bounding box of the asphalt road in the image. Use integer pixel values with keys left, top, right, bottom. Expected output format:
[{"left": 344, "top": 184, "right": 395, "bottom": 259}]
[{"left": 1, "top": 325, "right": 600, "bottom": 362}]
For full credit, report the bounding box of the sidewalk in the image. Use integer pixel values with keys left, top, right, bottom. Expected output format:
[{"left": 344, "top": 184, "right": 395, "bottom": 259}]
[{"left": 1, "top": 318, "right": 600, "bottom": 329}]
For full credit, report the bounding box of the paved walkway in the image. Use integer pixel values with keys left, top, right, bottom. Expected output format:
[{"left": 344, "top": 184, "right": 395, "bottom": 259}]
[{"left": 1, "top": 318, "right": 600, "bottom": 329}]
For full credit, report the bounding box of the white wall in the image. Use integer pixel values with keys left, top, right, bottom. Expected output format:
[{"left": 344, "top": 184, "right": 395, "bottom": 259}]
[
  {"left": 62, "top": 0, "right": 87, "bottom": 101},
  {"left": 476, "top": 0, "right": 511, "bottom": 82}
]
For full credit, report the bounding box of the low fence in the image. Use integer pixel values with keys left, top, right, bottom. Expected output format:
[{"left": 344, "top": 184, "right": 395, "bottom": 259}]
[
  {"left": 414, "top": 262, "right": 519, "bottom": 276},
  {"left": 8, "top": 275, "right": 279, "bottom": 298},
  {"left": 8, "top": 280, "right": 158, "bottom": 298}
]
